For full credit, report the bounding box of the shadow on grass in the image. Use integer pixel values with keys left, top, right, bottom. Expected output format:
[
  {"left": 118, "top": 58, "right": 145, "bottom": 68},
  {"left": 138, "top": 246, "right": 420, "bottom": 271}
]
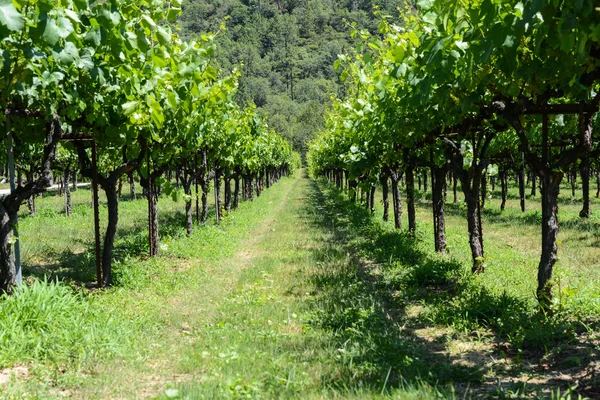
[
  {"left": 303, "top": 179, "right": 600, "bottom": 397},
  {"left": 22, "top": 199, "right": 212, "bottom": 287},
  {"left": 440, "top": 200, "right": 600, "bottom": 236},
  {"left": 302, "top": 180, "right": 482, "bottom": 393},
  {"left": 22, "top": 248, "right": 97, "bottom": 285},
  {"left": 442, "top": 202, "right": 543, "bottom": 227}
]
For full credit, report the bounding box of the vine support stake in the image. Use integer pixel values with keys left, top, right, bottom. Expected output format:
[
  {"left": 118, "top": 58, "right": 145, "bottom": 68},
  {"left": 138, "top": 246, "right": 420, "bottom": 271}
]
[
  {"left": 91, "top": 140, "right": 102, "bottom": 288},
  {"left": 7, "top": 116, "right": 22, "bottom": 286}
]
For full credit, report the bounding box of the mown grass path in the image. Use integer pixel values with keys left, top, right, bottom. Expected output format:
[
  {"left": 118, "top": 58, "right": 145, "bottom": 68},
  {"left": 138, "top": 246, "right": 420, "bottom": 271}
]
[{"left": 4, "top": 171, "right": 599, "bottom": 399}]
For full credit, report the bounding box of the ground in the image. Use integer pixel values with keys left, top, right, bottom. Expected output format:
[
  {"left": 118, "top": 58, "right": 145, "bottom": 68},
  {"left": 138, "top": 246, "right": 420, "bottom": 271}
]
[{"left": 0, "top": 171, "right": 599, "bottom": 399}]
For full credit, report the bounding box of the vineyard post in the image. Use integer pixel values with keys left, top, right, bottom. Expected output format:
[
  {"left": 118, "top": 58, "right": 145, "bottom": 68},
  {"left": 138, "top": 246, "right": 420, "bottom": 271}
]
[
  {"left": 7, "top": 117, "right": 21, "bottom": 286},
  {"left": 195, "top": 153, "right": 199, "bottom": 223},
  {"left": 91, "top": 140, "right": 102, "bottom": 288}
]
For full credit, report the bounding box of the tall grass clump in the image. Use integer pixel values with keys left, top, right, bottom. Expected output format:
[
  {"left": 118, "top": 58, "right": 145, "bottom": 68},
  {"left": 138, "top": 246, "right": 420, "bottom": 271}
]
[{"left": 0, "top": 279, "right": 134, "bottom": 369}]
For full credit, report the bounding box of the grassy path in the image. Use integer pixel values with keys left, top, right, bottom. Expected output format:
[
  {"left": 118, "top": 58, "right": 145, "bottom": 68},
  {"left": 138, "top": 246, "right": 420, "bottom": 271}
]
[
  {"left": 3, "top": 171, "right": 599, "bottom": 399},
  {"left": 68, "top": 170, "right": 454, "bottom": 399},
  {"left": 81, "top": 172, "right": 321, "bottom": 398}
]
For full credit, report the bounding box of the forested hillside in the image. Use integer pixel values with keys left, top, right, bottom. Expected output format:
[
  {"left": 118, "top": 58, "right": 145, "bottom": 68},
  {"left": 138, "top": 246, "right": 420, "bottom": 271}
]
[{"left": 179, "top": 0, "right": 407, "bottom": 154}]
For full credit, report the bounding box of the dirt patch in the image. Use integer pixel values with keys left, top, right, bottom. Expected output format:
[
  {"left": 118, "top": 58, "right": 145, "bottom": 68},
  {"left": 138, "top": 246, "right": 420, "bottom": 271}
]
[{"left": 0, "top": 366, "right": 29, "bottom": 386}]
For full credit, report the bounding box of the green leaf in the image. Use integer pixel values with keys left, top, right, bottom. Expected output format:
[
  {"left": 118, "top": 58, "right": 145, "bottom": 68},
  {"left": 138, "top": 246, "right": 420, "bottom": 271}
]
[
  {"left": 166, "top": 7, "right": 180, "bottom": 21},
  {"left": 408, "top": 31, "right": 420, "bottom": 47},
  {"left": 57, "top": 17, "right": 74, "bottom": 38},
  {"left": 166, "top": 91, "right": 178, "bottom": 109},
  {"left": 156, "top": 26, "right": 171, "bottom": 45},
  {"left": 393, "top": 45, "right": 405, "bottom": 63},
  {"left": 455, "top": 41, "right": 468, "bottom": 51},
  {"left": 44, "top": 16, "right": 74, "bottom": 45},
  {"left": 333, "top": 58, "right": 341, "bottom": 71},
  {"left": 43, "top": 19, "right": 60, "bottom": 45},
  {"left": 340, "top": 70, "right": 349, "bottom": 82},
  {"left": 502, "top": 35, "right": 515, "bottom": 47},
  {"left": 52, "top": 42, "right": 80, "bottom": 66},
  {"left": 98, "top": 8, "right": 120, "bottom": 27},
  {"left": 140, "top": 15, "right": 156, "bottom": 30},
  {"left": 146, "top": 94, "right": 164, "bottom": 127},
  {"left": 416, "top": 0, "right": 433, "bottom": 10},
  {"left": 64, "top": 9, "right": 81, "bottom": 23},
  {"left": 122, "top": 101, "right": 139, "bottom": 116},
  {"left": 0, "top": 0, "right": 23, "bottom": 32},
  {"left": 205, "top": 65, "right": 217, "bottom": 80},
  {"left": 84, "top": 27, "right": 101, "bottom": 47},
  {"left": 125, "top": 31, "right": 138, "bottom": 49},
  {"left": 78, "top": 53, "right": 94, "bottom": 71},
  {"left": 136, "top": 30, "right": 149, "bottom": 51}
]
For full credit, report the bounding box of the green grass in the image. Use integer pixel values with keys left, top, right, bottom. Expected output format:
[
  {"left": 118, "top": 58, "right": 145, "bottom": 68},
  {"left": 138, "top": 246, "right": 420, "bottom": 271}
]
[
  {"left": 310, "top": 177, "right": 600, "bottom": 398},
  {"left": 0, "top": 172, "right": 598, "bottom": 399}
]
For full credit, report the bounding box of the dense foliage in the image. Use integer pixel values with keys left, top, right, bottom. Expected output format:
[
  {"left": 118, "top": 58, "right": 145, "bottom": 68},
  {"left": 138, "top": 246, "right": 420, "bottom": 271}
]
[
  {"left": 308, "top": 0, "right": 600, "bottom": 308},
  {"left": 179, "top": 0, "right": 410, "bottom": 154},
  {"left": 0, "top": 0, "right": 299, "bottom": 292}
]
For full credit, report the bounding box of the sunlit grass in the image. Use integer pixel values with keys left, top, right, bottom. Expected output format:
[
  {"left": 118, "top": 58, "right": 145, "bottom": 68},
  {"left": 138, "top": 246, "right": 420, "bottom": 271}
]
[{"left": 1, "top": 173, "right": 597, "bottom": 399}]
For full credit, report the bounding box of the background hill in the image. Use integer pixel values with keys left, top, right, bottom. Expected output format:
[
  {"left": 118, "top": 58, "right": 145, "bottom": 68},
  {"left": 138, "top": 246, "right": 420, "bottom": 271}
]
[{"left": 178, "top": 0, "right": 406, "bottom": 155}]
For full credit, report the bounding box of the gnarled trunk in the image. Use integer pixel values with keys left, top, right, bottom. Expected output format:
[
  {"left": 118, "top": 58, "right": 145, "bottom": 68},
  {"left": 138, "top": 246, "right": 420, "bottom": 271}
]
[
  {"left": 580, "top": 157, "right": 590, "bottom": 218},
  {"left": 519, "top": 163, "right": 526, "bottom": 212},
  {"left": 464, "top": 185, "right": 484, "bottom": 273},
  {"left": 537, "top": 173, "right": 562, "bottom": 308},
  {"left": 431, "top": 166, "right": 446, "bottom": 253},
  {"left": 501, "top": 109, "right": 592, "bottom": 309},
  {"left": 452, "top": 172, "right": 458, "bottom": 204},
  {"left": 570, "top": 166, "right": 576, "bottom": 198},
  {"left": 0, "top": 204, "right": 16, "bottom": 292},
  {"left": 199, "top": 150, "right": 209, "bottom": 225},
  {"left": 63, "top": 167, "right": 71, "bottom": 216},
  {"left": 72, "top": 170, "right": 77, "bottom": 191},
  {"left": 500, "top": 170, "right": 507, "bottom": 211},
  {"left": 77, "top": 143, "right": 142, "bottom": 285},
  {"left": 185, "top": 194, "right": 193, "bottom": 235},
  {"left": 349, "top": 180, "right": 357, "bottom": 202},
  {"left": 117, "top": 177, "right": 123, "bottom": 197},
  {"left": 214, "top": 169, "right": 222, "bottom": 224},
  {"left": 390, "top": 169, "right": 402, "bottom": 230},
  {"left": 182, "top": 169, "right": 193, "bottom": 235},
  {"left": 255, "top": 173, "right": 260, "bottom": 198},
  {"left": 406, "top": 165, "right": 416, "bottom": 234},
  {"left": 233, "top": 174, "right": 240, "bottom": 210},
  {"left": 200, "top": 177, "right": 209, "bottom": 224},
  {"left": 102, "top": 183, "right": 118, "bottom": 285},
  {"left": 0, "top": 116, "right": 62, "bottom": 293},
  {"left": 265, "top": 170, "right": 270, "bottom": 189},
  {"left": 27, "top": 171, "right": 36, "bottom": 216},
  {"left": 224, "top": 174, "right": 232, "bottom": 214},
  {"left": 380, "top": 174, "right": 389, "bottom": 222},
  {"left": 147, "top": 176, "right": 159, "bottom": 257},
  {"left": 27, "top": 195, "right": 35, "bottom": 217},
  {"left": 246, "top": 175, "right": 254, "bottom": 201}
]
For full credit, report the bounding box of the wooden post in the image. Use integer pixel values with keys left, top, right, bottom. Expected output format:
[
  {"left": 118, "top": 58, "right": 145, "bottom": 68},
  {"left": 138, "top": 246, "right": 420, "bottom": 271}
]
[
  {"left": 91, "top": 140, "right": 102, "bottom": 288},
  {"left": 7, "top": 117, "right": 22, "bottom": 285}
]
